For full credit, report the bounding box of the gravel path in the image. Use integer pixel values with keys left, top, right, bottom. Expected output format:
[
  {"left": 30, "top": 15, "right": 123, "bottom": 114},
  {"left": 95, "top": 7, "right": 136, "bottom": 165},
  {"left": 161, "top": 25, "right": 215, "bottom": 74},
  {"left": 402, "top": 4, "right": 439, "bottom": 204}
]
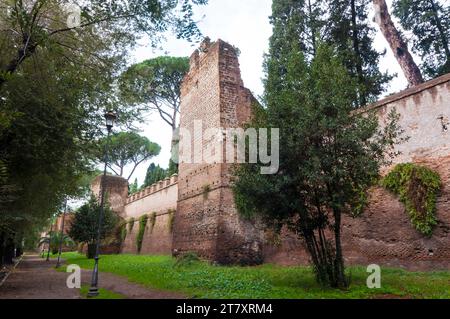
[{"left": 0, "top": 254, "right": 185, "bottom": 299}]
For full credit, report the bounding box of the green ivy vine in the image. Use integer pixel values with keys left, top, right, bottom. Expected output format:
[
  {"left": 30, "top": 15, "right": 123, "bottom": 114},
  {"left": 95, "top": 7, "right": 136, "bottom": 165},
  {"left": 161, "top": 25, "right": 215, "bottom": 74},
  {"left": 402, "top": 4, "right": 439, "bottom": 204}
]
[
  {"left": 128, "top": 217, "right": 135, "bottom": 233},
  {"left": 381, "top": 163, "right": 441, "bottom": 237},
  {"left": 149, "top": 212, "right": 157, "bottom": 233},
  {"left": 136, "top": 214, "right": 148, "bottom": 253},
  {"left": 120, "top": 222, "right": 127, "bottom": 243},
  {"left": 167, "top": 209, "right": 175, "bottom": 233}
]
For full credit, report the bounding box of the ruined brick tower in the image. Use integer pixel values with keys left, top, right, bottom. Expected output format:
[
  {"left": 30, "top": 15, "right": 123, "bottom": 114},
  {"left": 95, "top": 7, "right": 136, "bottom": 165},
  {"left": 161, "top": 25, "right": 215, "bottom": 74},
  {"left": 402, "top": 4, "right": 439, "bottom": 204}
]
[{"left": 172, "top": 38, "right": 263, "bottom": 265}]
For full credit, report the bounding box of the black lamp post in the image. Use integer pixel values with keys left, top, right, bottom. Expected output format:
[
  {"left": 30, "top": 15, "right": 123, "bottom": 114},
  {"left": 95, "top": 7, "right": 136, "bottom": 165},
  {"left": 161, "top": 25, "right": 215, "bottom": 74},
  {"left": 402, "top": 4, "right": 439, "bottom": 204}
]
[
  {"left": 46, "top": 215, "right": 55, "bottom": 262},
  {"left": 88, "top": 111, "right": 117, "bottom": 298},
  {"left": 55, "top": 198, "right": 68, "bottom": 268}
]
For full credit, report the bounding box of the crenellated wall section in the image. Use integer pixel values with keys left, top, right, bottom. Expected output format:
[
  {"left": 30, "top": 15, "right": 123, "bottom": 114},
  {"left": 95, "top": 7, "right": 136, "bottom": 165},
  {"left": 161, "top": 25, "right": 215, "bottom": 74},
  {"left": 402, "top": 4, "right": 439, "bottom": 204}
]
[{"left": 122, "top": 175, "right": 178, "bottom": 255}]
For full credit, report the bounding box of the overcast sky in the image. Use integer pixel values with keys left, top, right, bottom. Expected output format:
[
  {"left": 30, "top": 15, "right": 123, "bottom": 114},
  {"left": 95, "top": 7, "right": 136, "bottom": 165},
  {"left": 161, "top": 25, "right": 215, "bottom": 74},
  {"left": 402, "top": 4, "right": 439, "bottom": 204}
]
[{"left": 122, "top": 0, "right": 414, "bottom": 187}]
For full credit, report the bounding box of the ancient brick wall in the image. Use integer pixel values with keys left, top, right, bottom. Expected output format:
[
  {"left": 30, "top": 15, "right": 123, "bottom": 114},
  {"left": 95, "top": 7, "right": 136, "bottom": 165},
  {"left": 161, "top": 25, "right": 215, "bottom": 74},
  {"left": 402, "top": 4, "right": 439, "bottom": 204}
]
[
  {"left": 92, "top": 40, "right": 449, "bottom": 270},
  {"left": 173, "top": 39, "right": 263, "bottom": 265},
  {"left": 91, "top": 175, "right": 129, "bottom": 218},
  {"left": 53, "top": 213, "right": 75, "bottom": 235},
  {"left": 121, "top": 175, "right": 178, "bottom": 255},
  {"left": 264, "top": 74, "right": 450, "bottom": 270}
]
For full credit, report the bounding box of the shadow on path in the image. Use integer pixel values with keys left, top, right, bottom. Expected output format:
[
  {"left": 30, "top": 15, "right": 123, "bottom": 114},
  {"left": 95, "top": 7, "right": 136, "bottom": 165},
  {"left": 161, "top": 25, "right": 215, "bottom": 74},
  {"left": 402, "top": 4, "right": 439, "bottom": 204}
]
[{"left": 0, "top": 254, "right": 185, "bottom": 299}]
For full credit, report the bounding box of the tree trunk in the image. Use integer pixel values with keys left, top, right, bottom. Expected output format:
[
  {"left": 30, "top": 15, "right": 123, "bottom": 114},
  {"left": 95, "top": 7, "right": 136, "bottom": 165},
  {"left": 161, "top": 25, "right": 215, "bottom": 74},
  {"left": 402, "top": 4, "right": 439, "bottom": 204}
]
[
  {"left": 169, "top": 126, "right": 180, "bottom": 175},
  {"left": 373, "top": 0, "right": 424, "bottom": 86},
  {"left": 0, "top": 39, "right": 38, "bottom": 90},
  {"left": 307, "top": 0, "right": 317, "bottom": 56},
  {"left": 87, "top": 243, "right": 96, "bottom": 259},
  {"left": 333, "top": 209, "right": 347, "bottom": 288}
]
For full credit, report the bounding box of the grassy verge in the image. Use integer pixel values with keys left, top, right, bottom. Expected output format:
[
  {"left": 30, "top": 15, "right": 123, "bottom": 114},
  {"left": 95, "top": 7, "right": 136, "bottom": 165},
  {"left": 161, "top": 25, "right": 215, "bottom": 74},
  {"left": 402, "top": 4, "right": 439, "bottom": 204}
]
[{"left": 58, "top": 252, "right": 450, "bottom": 299}]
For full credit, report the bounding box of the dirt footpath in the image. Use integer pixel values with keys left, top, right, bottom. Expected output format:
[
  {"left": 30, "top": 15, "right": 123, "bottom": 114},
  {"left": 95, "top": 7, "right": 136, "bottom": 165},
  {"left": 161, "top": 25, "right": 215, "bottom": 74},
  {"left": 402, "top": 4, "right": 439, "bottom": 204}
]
[{"left": 0, "top": 254, "right": 184, "bottom": 299}]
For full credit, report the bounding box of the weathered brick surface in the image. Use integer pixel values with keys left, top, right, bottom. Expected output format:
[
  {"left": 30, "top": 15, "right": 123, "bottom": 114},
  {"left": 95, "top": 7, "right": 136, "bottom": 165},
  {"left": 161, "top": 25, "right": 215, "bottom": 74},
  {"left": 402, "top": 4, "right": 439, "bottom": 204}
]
[
  {"left": 173, "top": 39, "right": 263, "bottom": 265},
  {"left": 121, "top": 175, "right": 178, "bottom": 255},
  {"left": 93, "top": 41, "right": 450, "bottom": 270},
  {"left": 264, "top": 74, "right": 450, "bottom": 270},
  {"left": 121, "top": 211, "right": 174, "bottom": 255},
  {"left": 91, "top": 175, "right": 129, "bottom": 218}
]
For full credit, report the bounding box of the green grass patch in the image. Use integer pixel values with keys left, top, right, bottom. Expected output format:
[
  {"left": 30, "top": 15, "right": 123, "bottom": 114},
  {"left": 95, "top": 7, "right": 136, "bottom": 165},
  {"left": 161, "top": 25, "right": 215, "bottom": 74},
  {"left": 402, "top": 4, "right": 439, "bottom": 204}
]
[{"left": 57, "top": 252, "right": 450, "bottom": 299}]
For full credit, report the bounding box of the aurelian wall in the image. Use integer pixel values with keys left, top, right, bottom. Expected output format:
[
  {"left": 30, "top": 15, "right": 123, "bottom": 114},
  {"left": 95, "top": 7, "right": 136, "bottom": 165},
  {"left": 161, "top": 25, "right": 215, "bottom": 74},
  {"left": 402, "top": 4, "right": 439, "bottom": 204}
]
[
  {"left": 264, "top": 74, "right": 450, "bottom": 270},
  {"left": 121, "top": 175, "right": 178, "bottom": 255},
  {"left": 92, "top": 41, "right": 449, "bottom": 270},
  {"left": 342, "top": 74, "right": 450, "bottom": 270}
]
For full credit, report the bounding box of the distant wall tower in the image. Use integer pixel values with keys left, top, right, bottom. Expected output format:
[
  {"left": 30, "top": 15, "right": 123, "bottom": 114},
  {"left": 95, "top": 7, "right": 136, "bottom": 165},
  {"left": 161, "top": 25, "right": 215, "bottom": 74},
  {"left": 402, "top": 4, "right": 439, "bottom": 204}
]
[{"left": 172, "top": 38, "right": 263, "bottom": 265}]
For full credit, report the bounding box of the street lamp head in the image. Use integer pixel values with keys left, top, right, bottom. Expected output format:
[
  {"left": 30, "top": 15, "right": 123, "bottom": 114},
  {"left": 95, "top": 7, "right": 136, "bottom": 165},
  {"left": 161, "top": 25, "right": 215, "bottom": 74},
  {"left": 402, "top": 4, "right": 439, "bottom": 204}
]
[{"left": 104, "top": 111, "right": 117, "bottom": 131}]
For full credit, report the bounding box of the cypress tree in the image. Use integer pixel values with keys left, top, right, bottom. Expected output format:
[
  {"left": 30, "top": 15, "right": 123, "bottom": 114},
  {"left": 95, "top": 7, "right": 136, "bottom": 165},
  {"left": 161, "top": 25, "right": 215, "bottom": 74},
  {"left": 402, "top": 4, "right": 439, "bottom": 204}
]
[{"left": 324, "top": 0, "right": 393, "bottom": 106}]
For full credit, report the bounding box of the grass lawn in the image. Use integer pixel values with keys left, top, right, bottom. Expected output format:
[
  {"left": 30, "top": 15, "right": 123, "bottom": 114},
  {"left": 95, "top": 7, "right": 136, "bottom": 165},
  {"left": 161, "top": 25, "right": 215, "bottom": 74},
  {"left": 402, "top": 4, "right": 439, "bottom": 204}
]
[{"left": 58, "top": 252, "right": 450, "bottom": 299}]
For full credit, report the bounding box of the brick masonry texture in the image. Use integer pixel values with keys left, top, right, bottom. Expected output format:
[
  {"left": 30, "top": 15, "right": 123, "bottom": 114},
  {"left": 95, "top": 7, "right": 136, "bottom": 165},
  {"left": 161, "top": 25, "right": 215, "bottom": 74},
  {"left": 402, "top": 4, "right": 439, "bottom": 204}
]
[
  {"left": 264, "top": 73, "right": 450, "bottom": 270},
  {"left": 95, "top": 40, "right": 450, "bottom": 270},
  {"left": 172, "top": 39, "right": 262, "bottom": 265},
  {"left": 91, "top": 175, "right": 129, "bottom": 218}
]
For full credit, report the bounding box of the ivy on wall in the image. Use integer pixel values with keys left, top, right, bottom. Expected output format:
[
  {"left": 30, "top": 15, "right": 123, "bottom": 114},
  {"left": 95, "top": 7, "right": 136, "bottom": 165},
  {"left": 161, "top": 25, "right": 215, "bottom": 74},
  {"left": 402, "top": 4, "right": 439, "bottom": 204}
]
[
  {"left": 136, "top": 214, "right": 148, "bottom": 253},
  {"left": 120, "top": 222, "right": 127, "bottom": 243},
  {"left": 149, "top": 212, "right": 157, "bottom": 233},
  {"left": 128, "top": 217, "right": 135, "bottom": 233},
  {"left": 167, "top": 209, "right": 175, "bottom": 233},
  {"left": 381, "top": 163, "right": 441, "bottom": 237}
]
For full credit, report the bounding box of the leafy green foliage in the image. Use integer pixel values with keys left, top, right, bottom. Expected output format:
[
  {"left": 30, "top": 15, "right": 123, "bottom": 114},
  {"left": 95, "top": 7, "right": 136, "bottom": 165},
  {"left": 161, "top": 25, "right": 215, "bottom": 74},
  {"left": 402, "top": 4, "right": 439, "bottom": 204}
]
[
  {"left": 120, "top": 56, "right": 189, "bottom": 120},
  {"left": 324, "top": 0, "right": 393, "bottom": 105},
  {"left": 167, "top": 210, "right": 175, "bottom": 233},
  {"left": 128, "top": 217, "right": 135, "bottom": 233},
  {"left": 0, "top": 0, "right": 206, "bottom": 257},
  {"left": 120, "top": 56, "right": 189, "bottom": 175},
  {"left": 99, "top": 132, "right": 161, "bottom": 181},
  {"left": 174, "top": 251, "right": 200, "bottom": 267},
  {"left": 68, "top": 195, "right": 119, "bottom": 245},
  {"left": 149, "top": 212, "right": 157, "bottom": 233},
  {"left": 0, "top": 1, "right": 207, "bottom": 88},
  {"left": 266, "top": 0, "right": 391, "bottom": 107},
  {"left": 144, "top": 163, "right": 169, "bottom": 187},
  {"left": 393, "top": 0, "right": 450, "bottom": 78},
  {"left": 129, "top": 178, "right": 139, "bottom": 195},
  {"left": 38, "top": 231, "right": 75, "bottom": 255},
  {"left": 120, "top": 222, "right": 128, "bottom": 243},
  {"left": 381, "top": 164, "right": 441, "bottom": 237},
  {"left": 136, "top": 214, "right": 149, "bottom": 253},
  {"left": 237, "top": 40, "right": 403, "bottom": 288}
]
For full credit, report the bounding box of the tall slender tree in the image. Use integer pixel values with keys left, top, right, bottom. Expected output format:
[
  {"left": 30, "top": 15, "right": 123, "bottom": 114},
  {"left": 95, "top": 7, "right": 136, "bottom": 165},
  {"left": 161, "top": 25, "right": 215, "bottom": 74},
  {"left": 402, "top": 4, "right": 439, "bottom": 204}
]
[
  {"left": 325, "top": 0, "right": 393, "bottom": 106},
  {"left": 265, "top": 0, "right": 324, "bottom": 107},
  {"left": 120, "top": 56, "right": 190, "bottom": 175},
  {"left": 144, "top": 163, "right": 168, "bottom": 187},
  {"left": 98, "top": 132, "right": 161, "bottom": 181},
  {"left": 393, "top": 0, "right": 450, "bottom": 78},
  {"left": 268, "top": 0, "right": 391, "bottom": 107}
]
